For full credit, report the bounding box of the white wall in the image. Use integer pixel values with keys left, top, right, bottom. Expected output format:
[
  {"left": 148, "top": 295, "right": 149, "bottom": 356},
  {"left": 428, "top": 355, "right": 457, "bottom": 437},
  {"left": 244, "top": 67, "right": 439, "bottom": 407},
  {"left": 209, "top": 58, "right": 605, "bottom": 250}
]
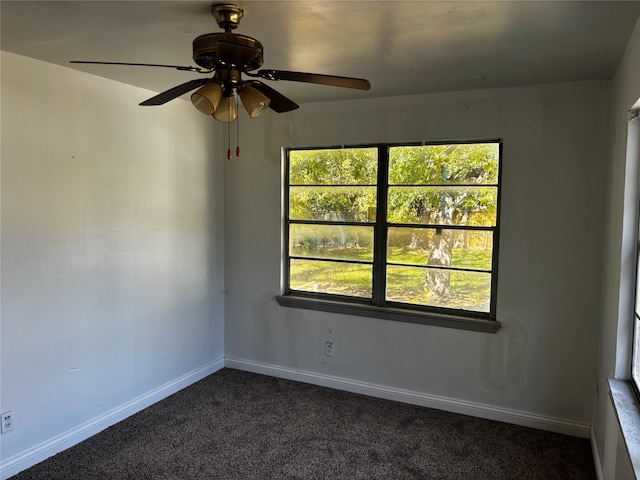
[
  {"left": 0, "top": 52, "right": 225, "bottom": 475},
  {"left": 224, "top": 80, "right": 612, "bottom": 434},
  {"left": 593, "top": 17, "right": 640, "bottom": 479}
]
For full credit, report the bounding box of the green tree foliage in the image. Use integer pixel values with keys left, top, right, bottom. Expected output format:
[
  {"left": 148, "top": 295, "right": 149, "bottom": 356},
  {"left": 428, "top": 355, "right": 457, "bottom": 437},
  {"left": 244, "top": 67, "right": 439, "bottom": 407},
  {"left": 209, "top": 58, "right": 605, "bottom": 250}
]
[
  {"left": 289, "top": 148, "right": 378, "bottom": 222},
  {"left": 387, "top": 143, "right": 499, "bottom": 226},
  {"left": 290, "top": 148, "right": 377, "bottom": 185},
  {"left": 290, "top": 186, "right": 376, "bottom": 222},
  {"left": 289, "top": 144, "right": 498, "bottom": 226}
]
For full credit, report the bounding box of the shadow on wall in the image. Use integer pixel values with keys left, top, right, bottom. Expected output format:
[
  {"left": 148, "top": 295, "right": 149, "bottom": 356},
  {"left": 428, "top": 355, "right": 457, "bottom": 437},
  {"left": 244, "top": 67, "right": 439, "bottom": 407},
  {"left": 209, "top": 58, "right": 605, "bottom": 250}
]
[
  {"left": 479, "top": 317, "right": 529, "bottom": 400},
  {"left": 251, "top": 292, "right": 305, "bottom": 366}
]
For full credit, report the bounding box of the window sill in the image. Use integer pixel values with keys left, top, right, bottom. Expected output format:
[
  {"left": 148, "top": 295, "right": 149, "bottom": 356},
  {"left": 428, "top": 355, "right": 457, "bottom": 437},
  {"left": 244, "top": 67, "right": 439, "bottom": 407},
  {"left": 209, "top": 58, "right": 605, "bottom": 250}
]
[
  {"left": 276, "top": 295, "right": 501, "bottom": 334},
  {"left": 608, "top": 379, "right": 640, "bottom": 477}
]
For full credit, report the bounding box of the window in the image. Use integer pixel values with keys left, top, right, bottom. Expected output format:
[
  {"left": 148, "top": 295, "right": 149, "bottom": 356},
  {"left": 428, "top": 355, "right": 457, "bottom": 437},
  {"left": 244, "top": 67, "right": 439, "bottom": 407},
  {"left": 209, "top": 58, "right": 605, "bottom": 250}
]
[
  {"left": 609, "top": 110, "right": 640, "bottom": 480},
  {"left": 632, "top": 206, "right": 640, "bottom": 391},
  {"left": 278, "top": 141, "right": 502, "bottom": 332},
  {"left": 629, "top": 112, "right": 640, "bottom": 394}
]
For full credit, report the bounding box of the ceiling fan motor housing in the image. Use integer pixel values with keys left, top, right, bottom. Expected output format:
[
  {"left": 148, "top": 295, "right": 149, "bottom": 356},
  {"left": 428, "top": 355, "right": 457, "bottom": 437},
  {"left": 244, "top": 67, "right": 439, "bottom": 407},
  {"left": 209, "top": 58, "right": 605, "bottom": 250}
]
[{"left": 193, "top": 32, "right": 264, "bottom": 71}]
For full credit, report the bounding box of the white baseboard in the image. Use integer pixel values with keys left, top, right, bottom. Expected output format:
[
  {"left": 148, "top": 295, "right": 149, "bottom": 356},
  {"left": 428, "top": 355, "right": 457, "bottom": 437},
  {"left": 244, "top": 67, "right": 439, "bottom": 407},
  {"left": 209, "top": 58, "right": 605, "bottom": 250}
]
[
  {"left": 0, "top": 358, "right": 224, "bottom": 480},
  {"left": 225, "top": 357, "right": 592, "bottom": 439},
  {"left": 591, "top": 426, "right": 605, "bottom": 480}
]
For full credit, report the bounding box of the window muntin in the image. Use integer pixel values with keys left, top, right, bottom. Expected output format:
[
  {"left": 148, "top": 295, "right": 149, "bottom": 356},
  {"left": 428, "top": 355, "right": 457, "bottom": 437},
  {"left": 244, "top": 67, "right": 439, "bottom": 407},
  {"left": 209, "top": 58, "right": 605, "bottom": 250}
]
[{"left": 283, "top": 141, "right": 502, "bottom": 321}]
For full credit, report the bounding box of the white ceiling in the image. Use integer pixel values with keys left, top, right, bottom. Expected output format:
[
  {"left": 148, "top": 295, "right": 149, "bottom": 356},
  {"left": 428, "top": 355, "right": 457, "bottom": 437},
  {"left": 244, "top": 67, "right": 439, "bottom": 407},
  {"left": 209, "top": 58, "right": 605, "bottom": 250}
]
[{"left": 2, "top": 1, "right": 640, "bottom": 107}]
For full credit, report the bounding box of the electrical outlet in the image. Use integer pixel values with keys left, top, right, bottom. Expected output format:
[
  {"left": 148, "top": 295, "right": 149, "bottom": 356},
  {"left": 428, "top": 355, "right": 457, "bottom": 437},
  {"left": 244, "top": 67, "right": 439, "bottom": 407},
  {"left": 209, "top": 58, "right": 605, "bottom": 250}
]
[
  {"left": 1, "top": 410, "right": 14, "bottom": 434},
  {"left": 324, "top": 341, "right": 334, "bottom": 357}
]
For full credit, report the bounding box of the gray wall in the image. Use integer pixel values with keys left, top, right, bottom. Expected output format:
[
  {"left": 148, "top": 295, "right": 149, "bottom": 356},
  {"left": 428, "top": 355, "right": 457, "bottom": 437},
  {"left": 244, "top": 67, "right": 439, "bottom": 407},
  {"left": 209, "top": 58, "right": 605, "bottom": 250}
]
[
  {"left": 224, "top": 80, "right": 611, "bottom": 434},
  {"left": 0, "top": 52, "right": 226, "bottom": 470}
]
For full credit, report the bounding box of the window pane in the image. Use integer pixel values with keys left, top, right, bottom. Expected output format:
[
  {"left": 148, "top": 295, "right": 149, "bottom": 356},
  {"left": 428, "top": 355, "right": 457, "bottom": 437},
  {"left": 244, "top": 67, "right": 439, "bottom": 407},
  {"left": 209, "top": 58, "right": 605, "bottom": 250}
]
[
  {"left": 290, "top": 224, "right": 374, "bottom": 262},
  {"left": 290, "top": 259, "right": 372, "bottom": 298},
  {"left": 386, "top": 265, "right": 491, "bottom": 313},
  {"left": 633, "top": 315, "right": 640, "bottom": 386},
  {"left": 290, "top": 186, "right": 377, "bottom": 222},
  {"left": 387, "top": 227, "right": 493, "bottom": 270},
  {"left": 635, "top": 249, "right": 640, "bottom": 387},
  {"left": 290, "top": 148, "right": 377, "bottom": 185},
  {"left": 389, "top": 143, "right": 499, "bottom": 185},
  {"left": 636, "top": 251, "right": 640, "bottom": 315},
  {"left": 387, "top": 186, "right": 497, "bottom": 226}
]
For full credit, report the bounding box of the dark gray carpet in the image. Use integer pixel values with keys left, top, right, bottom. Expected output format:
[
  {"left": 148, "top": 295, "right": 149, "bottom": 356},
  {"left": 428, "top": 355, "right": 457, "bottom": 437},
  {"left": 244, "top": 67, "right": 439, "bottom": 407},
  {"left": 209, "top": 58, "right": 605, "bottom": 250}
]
[{"left": 12, "top": 368, "right": 596, "bottom": 479}]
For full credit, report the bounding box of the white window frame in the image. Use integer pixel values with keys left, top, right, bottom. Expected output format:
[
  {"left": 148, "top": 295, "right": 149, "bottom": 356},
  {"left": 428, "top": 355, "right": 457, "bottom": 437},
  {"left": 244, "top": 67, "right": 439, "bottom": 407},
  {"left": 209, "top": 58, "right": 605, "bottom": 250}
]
[
  {"left": 609, "top": 110, "right": 640, "bottom": 478},
  {"left": 629, "top": 111, "right": 640, "bottom": 395}
]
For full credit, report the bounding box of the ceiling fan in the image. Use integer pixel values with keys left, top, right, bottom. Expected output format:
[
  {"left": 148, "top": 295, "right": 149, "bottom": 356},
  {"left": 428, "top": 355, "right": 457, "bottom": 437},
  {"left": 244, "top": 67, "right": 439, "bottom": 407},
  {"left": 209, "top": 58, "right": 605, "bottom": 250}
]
[{"left": 71, "top": 3, "right": 371, "bottom": 123}]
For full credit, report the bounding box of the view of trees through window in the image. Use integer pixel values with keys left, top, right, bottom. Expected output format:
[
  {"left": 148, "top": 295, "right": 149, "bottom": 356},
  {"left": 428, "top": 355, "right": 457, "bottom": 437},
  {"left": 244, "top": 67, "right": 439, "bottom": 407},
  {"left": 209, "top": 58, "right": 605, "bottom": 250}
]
[{"left": 285, "top": 141, "right": 501, "bottom": 317}]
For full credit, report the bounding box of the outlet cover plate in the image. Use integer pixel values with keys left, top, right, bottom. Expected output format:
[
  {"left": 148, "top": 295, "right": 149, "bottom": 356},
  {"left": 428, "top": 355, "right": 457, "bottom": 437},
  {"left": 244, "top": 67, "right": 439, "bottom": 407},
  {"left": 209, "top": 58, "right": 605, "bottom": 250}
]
[
  {"left": 1, "top": 410, "right": 14, "bottom": 434},
  {"left": 324, "top": 342, "right": 334, "bottom": 357}
]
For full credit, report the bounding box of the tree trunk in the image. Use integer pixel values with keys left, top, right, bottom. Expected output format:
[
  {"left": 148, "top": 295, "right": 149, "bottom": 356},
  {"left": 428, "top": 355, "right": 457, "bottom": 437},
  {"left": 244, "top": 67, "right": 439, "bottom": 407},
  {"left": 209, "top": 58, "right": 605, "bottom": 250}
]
[{"left": 424, "top": 229, "right": 452, "bottom": 298}]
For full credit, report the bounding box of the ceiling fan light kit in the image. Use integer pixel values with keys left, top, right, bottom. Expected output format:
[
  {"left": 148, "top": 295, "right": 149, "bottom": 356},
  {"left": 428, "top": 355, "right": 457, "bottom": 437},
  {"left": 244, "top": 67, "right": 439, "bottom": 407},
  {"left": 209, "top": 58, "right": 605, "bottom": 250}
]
[
  {"left": 238, "top": 82, "right": 271, "bottom": 118},
  {"left": 70, "top": 3, "right": 370, "bottom": 123},
  {"left": 191, "top": 81, "right": 224, "bottom": 115},
  {"left": 213, "top": 94, "right": 237, "bottom": 123}
]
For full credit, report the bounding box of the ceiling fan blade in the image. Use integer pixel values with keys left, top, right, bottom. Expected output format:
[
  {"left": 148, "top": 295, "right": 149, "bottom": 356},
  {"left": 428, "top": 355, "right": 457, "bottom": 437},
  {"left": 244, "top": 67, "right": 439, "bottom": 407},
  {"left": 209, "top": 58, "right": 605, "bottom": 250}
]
[
  {"left": 257, "top": 70, "right": 371, "bottom": 90},
  {"left": 70, "top": 61, "right": 212, "bottom": 73},
  {"left": 139, "top": 79, "right": 209, "bottom": 106},
  {"left": 245, "top": 81, "right": 299, "bottom": 113}
]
